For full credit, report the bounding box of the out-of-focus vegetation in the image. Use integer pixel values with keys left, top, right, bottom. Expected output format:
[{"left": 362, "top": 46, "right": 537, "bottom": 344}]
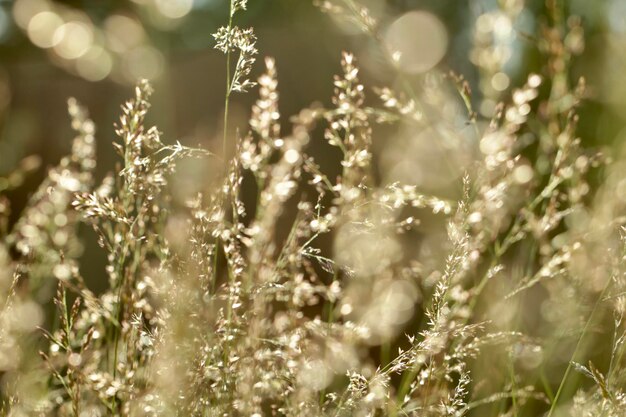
[{"left": 1, "top": 0, "right": 626, "bottom": 416}]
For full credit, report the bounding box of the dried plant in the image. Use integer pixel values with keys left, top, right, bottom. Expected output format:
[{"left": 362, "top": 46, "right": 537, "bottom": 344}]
[{"left": 1, "top": 1, "right": 625, "bottom": 416}]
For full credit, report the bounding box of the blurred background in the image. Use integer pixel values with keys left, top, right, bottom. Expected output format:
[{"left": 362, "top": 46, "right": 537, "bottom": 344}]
[{"left": 0, "top": 0, "right": 625, "bottom": 285}]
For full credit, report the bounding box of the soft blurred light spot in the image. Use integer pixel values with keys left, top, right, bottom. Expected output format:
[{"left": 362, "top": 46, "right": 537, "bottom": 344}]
[
  {"left": 155, "top": 0, "right": 193, "bottom": 19},
  {"left": 493, "top": 14, "right": 513, "bottom": 38},
  {"left": 491, "top": 72, "right": 510, "bottom": 91},
  {"left": 489, "top": 298, "right": 518, "bottom": 328},
  {"left": 528, "top": 73, "right": 542, "bottom": 88},
  {"left": 76, "top": 45, "right": 112, "bottom": 81},
  {"left": 13, "top": 0, "right": 49, "bottom": 30},
  {"left": 284, "top": 149, "right": 300, "bottom": 164},
  {"left": 480, "top": 98, "right": 496, "bottom": 117},
  {"left": 298, "top": 359, "right": 333, "bottom": 390},
  {"left": 53, "top": 263, "right": 71, "bottom": 280},
  {"left": 123, "top": 45, "right": 164, "bottom": 81},
  {"left": 13, "top": 300, "right": 43, "bottom": 332},
  {"left": 468, "top": 212, "right": 482, "bottom": 224},
  {"left": 384, "top": 125, "right": 470, "bottom": 191},
  {"left": 518, "top": 102, "right": 531, "bottom": 116},
  {"left": 340, "top": 303, "right": 352, "bottom": 316},
  {"left": 53, "top": 213, "right": 67, "bottom": 227},
  {"left": 475, "top": 13, "right": 493, "bottom": 34},
  {"left": 27, "top": 11, "right": 63, "bottom": 48},
  {"left": 104, "top": 14, "right": 144, "bottom": 53},
  {"left": 480, "top": 131, "right": 506, "bottom": 155},
  {"left": 513, "top": 164, "right": 533, "bottom": 184},
  {"left": 384, "top": 11, "right": 448, "bottom": 74},
  {"left": 68, "top": 353, "right": 82, "bottom": 367},
  {"left": 335, "top": 223, "right": 401, "bottom": 278},
  {"left": 53, "top": 21, "right": 93, "bottom": 59},
  {"left": 361, "top": 279, "right": 418, "bottom": 342}
]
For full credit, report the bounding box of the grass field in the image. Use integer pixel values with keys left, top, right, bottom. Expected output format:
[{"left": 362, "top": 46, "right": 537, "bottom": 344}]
[{"left": 1, "top": 0, "right": 626, "bottom": 415}]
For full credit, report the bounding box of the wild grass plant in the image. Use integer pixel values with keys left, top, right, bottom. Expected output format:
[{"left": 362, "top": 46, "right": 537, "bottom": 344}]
[{"left": 0, "top": 0, "right": 625, "bottom": 416}]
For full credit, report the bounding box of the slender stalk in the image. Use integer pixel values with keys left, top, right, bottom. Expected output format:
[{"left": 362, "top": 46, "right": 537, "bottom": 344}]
[
  {"left": 222, "top": 3, "right": 234, "bottom": 159},
  {"left": 210, "top": 0, "right": 235, "bottom": 315},
  {"left": 223, "top": 60, "right": 231, "bottom": 158},
  {"left": 548, "top": 276, "right": 613, "bottom": 416}
]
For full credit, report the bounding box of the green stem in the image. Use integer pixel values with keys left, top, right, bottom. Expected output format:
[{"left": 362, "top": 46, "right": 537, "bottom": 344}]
[
  {"left": 548, "top": 276, "right": 613, "bottom": 416},
  {"left": 222, "top": 5, "right": 234, "bottom": 159},
  {"left": 222, "top": 80, "right": 231, "bottom": 159}
]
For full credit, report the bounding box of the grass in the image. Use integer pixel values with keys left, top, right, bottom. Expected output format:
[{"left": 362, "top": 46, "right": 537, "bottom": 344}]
[{"left": 0, "top": 0, "right": 625, "bottom": 416}]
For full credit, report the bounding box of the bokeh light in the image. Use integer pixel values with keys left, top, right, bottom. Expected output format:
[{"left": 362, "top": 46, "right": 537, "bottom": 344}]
[
  {"left": 53, "top": 21, "right": 93, "bottom": 59},
  {"left": 123, "top": 45, "right": 164, "bottom": 81},
  {"left": 27, "top": 11, "right": 62, "bottom": 48},
  {"left": 13, "top": 0, "right": 49, "bottom": 30},
  {"left": 155, "top": 0, "right": 194, "bottom": 20},
  {"left": 104, "top": 14, "right": 145, "bottom": 53},
  {"left": 76, "top": 45, "right": 113, "bottom": 82},
  {"left": 383, "top": 11, "right": 448, "bottom": 74},
  {"left": 12, "top": 0, "right": 164, "bottom": 83}
]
